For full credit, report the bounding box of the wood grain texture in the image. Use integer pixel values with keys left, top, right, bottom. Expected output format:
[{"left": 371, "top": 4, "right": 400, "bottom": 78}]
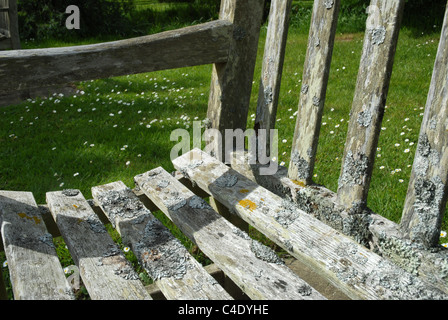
[
  {"left": 207, "top": 0, "right": 265, "bottom": 160},
  {"left": 336, "top": 0, "right": 405, "bottom": 210},
  {"left": 255, "top": 0, "right": 293, "bottom": 157},
  {"left": 7, "top": 0, "right": 18, "bottom": 49},
  {"left": 0, "top": 20, "right": 232, "bottom": 95},
  {"left": 400, "top": 3, "right": 448, "bottom": 247},
  {"left": 135, "top": 167, "right": 325, "bottom": 300},
  {"left": 172, "top": 149, "right": 448, "bottom": 300},
  {"left": 92, "top": 181, "right": 232, "bottom": 300},
  {"left": 288, "top": 0, "right": 340, "bottom": 184},
  {"left": 229, "top": 150, "right": 448, "bottom": 296},
  {"left": 46, "top": 189, "right": 152, "bottom": 300},
  {"left": 0, "top": 191, "right": 74, "bottom": 300}
]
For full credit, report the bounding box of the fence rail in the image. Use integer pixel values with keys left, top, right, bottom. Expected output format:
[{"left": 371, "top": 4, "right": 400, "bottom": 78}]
[{"left": 0, "top": 20, "right": 232, "bottom": 95}]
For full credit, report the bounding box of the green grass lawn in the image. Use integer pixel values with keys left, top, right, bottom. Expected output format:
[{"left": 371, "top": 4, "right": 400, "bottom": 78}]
[{"left": 1, "top": 17, "right": 447, "bottom": 298}]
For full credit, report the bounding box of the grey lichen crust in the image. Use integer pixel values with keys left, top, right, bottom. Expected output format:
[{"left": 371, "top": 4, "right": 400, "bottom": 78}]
[
  {"left": 134, "top": 218, "right": 191, "bottom": 281},
  {"left": 328, "top": 241, "right": 447, "bottom": 299},
  {"left": 368, "top": 26, "right": 387, "bottom": 45},
  {"left": 291, "top": 151, "right": 311, "bottom": 181},
  {"left": 275, "top": 199, "right": 300, "bottom": 228},
  {"left": 407, "top": 133, "right": 445, "bottom": 246},
  {"left": 99, "top": 244, "right": 140, "bottom": 281},
  {"left": 232, "top": 227, "right": 284, "bottom": 265},
  {"left": 95, "top": 188, "right": 148, "bottom": 229},
  {"left": 339, "top": 150, "right": 369, "bottom": 186},
  {"left": 357, "top": 109, "right": 373, "bottom": 127}
]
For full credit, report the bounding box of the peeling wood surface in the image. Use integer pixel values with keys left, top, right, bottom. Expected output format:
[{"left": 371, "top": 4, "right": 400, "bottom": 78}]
[
  {"left": 0, "top": 20, "right": 232, "bottom": 95},
  {"left": 46, "top": 190, "right": 152, "bottom": 300},
  {"left": 229, "top": 150, "right": 448, "bottom": 296},
  {"left": 288, "top": 0, "right": 340, "bottom": 184},
  {"left": 135, "top": 167, "right": 325, "bottom": 300},
  {"left": 173, "top": 149, "right": 448, "bottom": 300},
  {"left": 0, "top": 191, "right": 74, "bottom": 300},
  {"left": 255, "top": 0, "right": 293, "bottom": 156},
  {"left": 207, "top": 0, "right": 265, "bottom": 159},
  {"left": 400, "top": 4, "right": 448, "bottom": 248},
  {"left": 337, "top": 0, "right": 405, "bottom": 209},
  {"left": 92, "top": 181, "right": 232, "bottom": 300}
]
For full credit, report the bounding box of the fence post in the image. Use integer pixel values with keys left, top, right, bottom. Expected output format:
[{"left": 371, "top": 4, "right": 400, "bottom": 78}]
[
  {"left": 400, "top": 3, "right": 448, "bottom": 248},
  {"left": 0, "top": 0, "right": 20, "bottom": 50},
  {"left": 255, "top": 0, "right": 293, "bottom": 158},
  {"left": 9, "top": 0, "right": 20, "bottom": 49},
  {"left": 336, "top": 0, "right": 405, "bottom": 211},
  {"left": 288, "top": 0, "right": 340, "bottom": 185},
  {"left": 207, "top": 0, "right": 265, "bottom": 161}
]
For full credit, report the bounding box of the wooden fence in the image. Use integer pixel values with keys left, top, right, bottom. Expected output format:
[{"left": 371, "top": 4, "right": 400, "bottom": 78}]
[
  {"left": 0, "top": 0, "right": 20, "bottom": 50},
  {"left": 1, "top": 0, "right": 448, "bottom": 299}
]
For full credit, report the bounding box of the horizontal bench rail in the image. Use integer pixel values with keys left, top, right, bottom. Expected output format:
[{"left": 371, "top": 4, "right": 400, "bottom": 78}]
[{"left": 0, "top": 20, "right": 233, "bottom": 95}]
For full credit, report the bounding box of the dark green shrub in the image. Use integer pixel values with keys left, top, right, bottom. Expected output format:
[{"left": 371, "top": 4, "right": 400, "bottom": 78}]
[{"left": 18, "top": 0, "right": 135, "bottom": 40}]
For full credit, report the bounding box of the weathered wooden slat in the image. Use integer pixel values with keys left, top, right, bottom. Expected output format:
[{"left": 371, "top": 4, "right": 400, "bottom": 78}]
[
  {"left": 7, "top": 0, "right": 18, "bottom": 49},
  {"left": 46, "top": 189, "right": 152, "bottom": 300},
  {"left": 229, "top": 150, "right": 448, "bottom": 295},
  {"left": 207, "top": 0, "right": 265, "bottom": 161},
  {"left": 173, "top": 149, "right": 448, "bottom": 300},
  {"left": 288, "top": 0, "right": 340, "bottom": 184},
  {"left": 0, "top": 20, "right": 232, "bottom": 95},
  {"left": 255, "top": 0, "right": 293, "bottom": 157},
  {"left": 134, "top": 167, "right": 325, "bottom": 300},
  {"left": 336, "top": 0, "right": 405, "bottom": 210},
  {"left": 400, "top": 3, "right": 448, "bottom": 248},
  {"left": 91, "top": 182, "right": 233, "bottom": 300},
  {"left": 0, "top": 191, "right": 74, "bottom": 300},
  {"left": 0, "top": 8, "right": 9, "bottom": 12}
]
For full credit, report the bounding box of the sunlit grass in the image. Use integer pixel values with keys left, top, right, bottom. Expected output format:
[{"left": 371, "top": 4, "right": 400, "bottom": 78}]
[{"left": 1, "top": 20, "right": 447, "bottom": 299}]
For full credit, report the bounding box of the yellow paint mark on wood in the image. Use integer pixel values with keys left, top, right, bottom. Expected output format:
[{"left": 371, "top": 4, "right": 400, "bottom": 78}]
[
  {"left": 17, "top": 212, "right": 41, "bottom": 225},
  {"left": 238, "top": 199, "right": 257, "bottom": 212}
]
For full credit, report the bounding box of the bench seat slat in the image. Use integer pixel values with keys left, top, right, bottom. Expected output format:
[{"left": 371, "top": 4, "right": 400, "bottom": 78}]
[
  {"left": 134, "top": 167, "right": 325, "bottom": 300},
  {"left": 172, "top": 149, "right": 448, "bottom": 300},
  {"left": 46, "top": 190, "right": 152, "bottom": 300},
  {"left": 0, "top": 191, "right": 74, "bottom": 300},
  {"left": 91, "top": 182, "right": 233, "bottom": 300}
]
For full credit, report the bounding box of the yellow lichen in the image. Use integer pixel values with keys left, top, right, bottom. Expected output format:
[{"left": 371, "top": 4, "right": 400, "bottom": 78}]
[
  {"left": 292, "top": 180, "right": 306, "bottom": 188},
  {"left": 17, "top": 212, "right": 41, "bottom": 225},
  {"left": 239, "top": 189, "right": 250, "bottom": 194},
  {"left": 238, "top": 199, "right": 257, "bottom": 212}
]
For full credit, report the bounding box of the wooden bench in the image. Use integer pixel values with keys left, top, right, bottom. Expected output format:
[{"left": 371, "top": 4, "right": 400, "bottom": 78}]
[{"left": 1, "top": 0, "right": 448, "bottom": 300}]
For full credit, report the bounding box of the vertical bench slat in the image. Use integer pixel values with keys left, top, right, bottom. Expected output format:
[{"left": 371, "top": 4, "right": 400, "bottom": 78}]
[
  {"left": 46, "top": 190, "right": 152, "bottom": 300},
  {"left": 255, "top": 0, "right": 293, "bottom": 156},
  {"left": 207, "top": 0, "right": 265, "bottom": 160},
  {"left": 288, "top": 0, "right": 340, "bottom": 185},
  {"left": 135, "top": 168, "right": 325, "bottom": 300},
  {"left": 336, "top": 0, "right": 405, "bottom": 210},
  {"left": 91, "top": 182, "right": 233, "bottom": 300},
  {"left": 0, "top": 191, "right": 74, "bottom": 300},
  {"left": 400, "top": 3, "right": 448, "bottom": 248}
]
